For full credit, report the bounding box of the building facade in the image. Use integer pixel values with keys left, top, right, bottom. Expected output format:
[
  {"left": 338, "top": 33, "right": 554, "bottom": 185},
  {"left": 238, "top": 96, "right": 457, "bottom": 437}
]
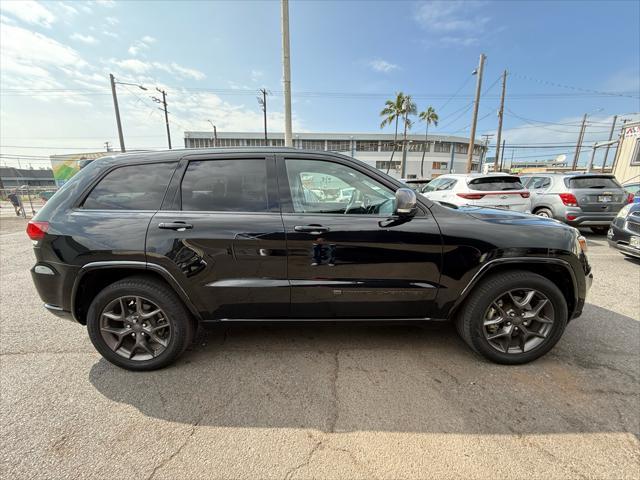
[
  {"left": 183, "top": 131, "right": 486, "bottom": 179},
  {"left": 0, "top": 167, "right": 55, "bottom": 188},
  {"left": 612, "top": 121, "right": 640, "bottom": 184}
]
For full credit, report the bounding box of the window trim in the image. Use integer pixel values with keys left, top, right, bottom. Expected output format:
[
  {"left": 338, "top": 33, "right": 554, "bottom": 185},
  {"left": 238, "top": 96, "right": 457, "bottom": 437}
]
[
  {"left": 76, "top": 160, "right": 179, "bottom": 211},
  {"left": 171, "top": 154, "right": 279, "bottom": 214},
  {"left": 276, "top": 154, "right": 426, "bottom": 217}
]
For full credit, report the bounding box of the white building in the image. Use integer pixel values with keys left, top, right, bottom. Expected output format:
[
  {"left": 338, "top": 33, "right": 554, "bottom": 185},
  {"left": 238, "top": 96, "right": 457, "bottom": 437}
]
[{"left": 183, "top": 131, "right": 486, "bottom": 179}]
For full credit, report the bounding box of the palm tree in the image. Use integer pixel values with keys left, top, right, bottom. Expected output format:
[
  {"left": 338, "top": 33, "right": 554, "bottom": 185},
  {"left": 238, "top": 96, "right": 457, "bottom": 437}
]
[
  {"left": 400, "top": 94, "right": 417, "bottom": 178},
  {"left": 379, "top": 92, "right": 406, "bottom": 174},
  {"left": 418, "top": 106, "right": 439, "bottom": 178}
]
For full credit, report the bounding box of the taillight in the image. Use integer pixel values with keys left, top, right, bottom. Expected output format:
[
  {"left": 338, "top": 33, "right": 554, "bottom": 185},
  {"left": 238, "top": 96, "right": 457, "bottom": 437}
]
[
  {"left": 457, "top": 193, "right": 485, "bottom": 200},
  {"left": 559, "top": 193, "right": 578, "bottom": 206},
  {"left": 627, "top": 193, "right": 635, "bottom": 204},
  {"left": 566, "top": 214, "right": 577, "bottom": 221},
  {"left": 26, "top": 221, "right": 49, "bottom": 241},
  {"left": 520, "top": 192, "right": 530, "bottom": 198}
]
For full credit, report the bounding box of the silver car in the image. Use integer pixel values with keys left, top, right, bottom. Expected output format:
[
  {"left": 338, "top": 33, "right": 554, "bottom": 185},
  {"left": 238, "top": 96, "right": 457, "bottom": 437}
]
[{"left": 521, "top": 173, "right": 632, "bottom": 234}]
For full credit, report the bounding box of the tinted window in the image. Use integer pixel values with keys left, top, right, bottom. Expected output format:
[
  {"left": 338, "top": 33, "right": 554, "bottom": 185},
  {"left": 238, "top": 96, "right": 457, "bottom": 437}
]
[
  {"left": 566, "top": 176, "right": 621, "bottom": 189},
  {"left": 468, "top": 176, "right": 523, "bottom": 191},
  {"left": 83, "top": 162, "right": 176, "bottom": 210},
  {"left": 181, "top": 159, "right": 268, "bottom": 212},
  {"left": 437, "top": 179, "right": 457, "bottom": 191},
  {"left": 285, "top": 159, "right": 395, "bottom": 215},
  {"left": 528, "top": 177, "right": 551, "bottom": 189}
]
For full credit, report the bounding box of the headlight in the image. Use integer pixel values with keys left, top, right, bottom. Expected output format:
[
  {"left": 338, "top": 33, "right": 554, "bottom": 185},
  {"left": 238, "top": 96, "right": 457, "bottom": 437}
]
[{"left": 616, "top": 204, "right": 632, "bottom": 219}]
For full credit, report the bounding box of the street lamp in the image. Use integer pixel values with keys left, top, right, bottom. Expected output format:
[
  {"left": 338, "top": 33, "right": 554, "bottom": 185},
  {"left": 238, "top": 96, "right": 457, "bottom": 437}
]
[
  {"left": 109, "top": 73, "right": 147, "bottom": 152},
  {"left": 207, "top": 120, "right": 218, "bottom": 147}
]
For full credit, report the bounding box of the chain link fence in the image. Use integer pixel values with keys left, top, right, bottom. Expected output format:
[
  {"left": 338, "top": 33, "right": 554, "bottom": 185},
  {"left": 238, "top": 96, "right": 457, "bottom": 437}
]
[{"left": 0, "top": 186, "right": 58, "bottom": 219}]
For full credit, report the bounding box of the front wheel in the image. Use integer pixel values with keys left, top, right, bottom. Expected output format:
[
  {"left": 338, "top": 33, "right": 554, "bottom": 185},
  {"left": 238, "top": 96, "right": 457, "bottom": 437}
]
[
  {"left": 87, "top": 276, "right": 194, "bottom": 371},
  {"left": 455, "top": 270, "right": 568, "bottom": 364}
]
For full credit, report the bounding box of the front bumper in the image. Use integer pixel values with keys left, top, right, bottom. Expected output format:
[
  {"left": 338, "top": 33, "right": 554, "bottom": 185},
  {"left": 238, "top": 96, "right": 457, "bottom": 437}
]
[{"left": 607, "top": 221, "right": 640, "bottom": 258}]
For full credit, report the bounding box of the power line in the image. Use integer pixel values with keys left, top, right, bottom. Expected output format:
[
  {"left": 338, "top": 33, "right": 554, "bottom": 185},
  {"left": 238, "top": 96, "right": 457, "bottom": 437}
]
[{"left": 511, "top": 72, "right": 640, "bottom": 99}]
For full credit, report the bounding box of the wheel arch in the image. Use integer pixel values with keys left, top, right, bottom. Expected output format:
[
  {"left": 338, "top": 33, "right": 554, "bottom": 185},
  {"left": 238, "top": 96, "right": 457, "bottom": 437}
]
[
  {"left": 449, "top": 259, "right": 578, "bottom": 321},
  {"left": 72, "top": 261, "right": 201, "bottom": 325}
]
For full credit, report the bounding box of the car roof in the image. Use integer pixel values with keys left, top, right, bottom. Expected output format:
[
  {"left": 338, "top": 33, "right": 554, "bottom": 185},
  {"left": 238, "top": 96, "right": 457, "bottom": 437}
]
[{"left": 520, "top": 172, "right": 616, "bottom": 177}]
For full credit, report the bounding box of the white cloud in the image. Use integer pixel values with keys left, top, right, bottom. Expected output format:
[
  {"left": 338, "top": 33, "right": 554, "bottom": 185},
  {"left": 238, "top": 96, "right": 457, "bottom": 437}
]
[
  {"left": 127, "top": 36, "right": 156, "bottom": 56},
  {"left": 250, "top": 69, "right": 264, "bottom": 82},
  {"left": 102, "top": 30, "right": 118, "bottom": 38},
  {"left": 70, "top": 33, "right": 98, "bottom": 44},
  {"left": 95, "top": 0, "right": 115, "bottom": 7},
  {"left": 107, "top": 58, "right": 205, "bottom": 80},
  {"left": 111, "top": 58, "right": 152, "bottom": 74},
  {"left": 368, "top": 59, "right": 399, "bottom": 73},
  {"left": 58, "top": 3, "right": 79, "bottom": 17},
  {"left": 415, "top": 1, "right": 490, "bottom": 47},
  {"left": 1, "top": 0, "right": 56, "bottom": 28},
  {"left": 105, "top": 16, "right": 118, "bottom": 25},
  {"left": 163, "top": 62, "right": 205, "bottom": 81}
]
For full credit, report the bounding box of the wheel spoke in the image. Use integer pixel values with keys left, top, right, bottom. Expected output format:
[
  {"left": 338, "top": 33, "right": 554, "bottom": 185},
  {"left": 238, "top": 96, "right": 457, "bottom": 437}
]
[
  {"left": 101, "top": 326, "right": 128, "bottom": 337},
  {"left": 141, "top": 308, "right": 161, "bottom": 319},
  {"left": 138, "top": 337, "right": 155, "bottom": 357},
  {"left": 147, "top": 331, "right": 168, "bottom": 348},
  {"left": 510, "top": 290, "right": 535, "bottom": 309},
  {"left": 119, "top": 297, "right": 128, "bottom": 317},
  {"left": 102, "top": 311, "right": 122, "bottom": 321},
  {"left": 135, "top": 297, "right": 144, "bottom": 315},
  {"left": 487, "top": 326, "right": 512, "bottom": 341}
]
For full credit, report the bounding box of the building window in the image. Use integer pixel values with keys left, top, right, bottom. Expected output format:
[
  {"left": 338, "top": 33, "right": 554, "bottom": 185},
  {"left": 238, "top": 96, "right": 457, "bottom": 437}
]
[
  {"left": 375, "top": 160, "right": 401, "bottom": 170},
  {"left": 434, "top": 142, "right": 451, "bottom": 153},
  {"left": 356, "top": 141, "right": 378, "bottom": 152},
  {"left": 473, "top": 145, "right": 483, "bottom": 155},
  {"left": 269, "top": 139, "right": 285, "bottom": 147},
  {"left": 432, "top": 162, "right": 448, "bottom": 170},
  {"left": 327, "top": 140, "right": 351, "bottom": 151},
  {"left": 217, "top": 138, "right": 243, "bottom": 147},
  {"left": 631, "top": 138, "right": 640, "bottom": 166},
  {"left": 380, "top": 141, "right": 399, "bottom": 152},
  {"left": 300, "top": 140, "right": 325, "bottom": 150},
  {"left": 455, "top": 143, "right": 468, "bottom": 154},
  {"left": 409, "top": 141, "right": 429, "bottom": 152},
  {"left": 245, "top": 139, "right": 267, "bottom": 147}
]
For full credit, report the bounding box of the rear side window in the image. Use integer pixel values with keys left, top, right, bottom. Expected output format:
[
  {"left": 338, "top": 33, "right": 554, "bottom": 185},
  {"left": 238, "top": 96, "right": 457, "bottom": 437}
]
[
  {"left": 528, "top": 177, "right": 551, "bottom": 189},
  {"left": 83, "top": 162, "right": 176, "bottom": 210},
  {"left": 566, "top": 176, "right": 621, "bottom": 189},
  {"left": 468, "top": 176, "right": 524, "bottom": 191},
  {"left": 181, "top": 159, "right": 268, "bottom": 212}
]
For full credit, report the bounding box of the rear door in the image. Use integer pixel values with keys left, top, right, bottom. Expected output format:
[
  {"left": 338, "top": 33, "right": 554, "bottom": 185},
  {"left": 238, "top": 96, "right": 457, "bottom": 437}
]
[
  {"left": 566, "top": 175, "right": 628, "bottom": 213},
  {"left": 278, "top": 155, "right": 442, "bottom": 319},
  {"left": 146, "top": 154, "right": 289, "bottom": 320}
]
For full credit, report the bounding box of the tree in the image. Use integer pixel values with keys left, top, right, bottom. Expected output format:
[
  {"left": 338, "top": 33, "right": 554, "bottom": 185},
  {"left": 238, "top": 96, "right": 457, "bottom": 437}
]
[
  {"left": 400, "top": 94, "right": 417, "bottom": 178},
  {"left": 379, "top": 92, "right": 406, "bottom": 174},
  {"left": 418, "top": 106, "right": 439, "bottom": 178}
]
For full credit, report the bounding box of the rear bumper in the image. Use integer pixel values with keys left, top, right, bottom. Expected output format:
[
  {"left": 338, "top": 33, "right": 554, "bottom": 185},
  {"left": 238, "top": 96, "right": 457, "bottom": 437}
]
[
  {"left": 562, "top": 210, "right": 617, "bottom": 227},
  {"left": 31, "top": 262, "right": 79, "bottom": 322},
  {"left": 44, "top": 303, "right": 76, "bottom": 322}
]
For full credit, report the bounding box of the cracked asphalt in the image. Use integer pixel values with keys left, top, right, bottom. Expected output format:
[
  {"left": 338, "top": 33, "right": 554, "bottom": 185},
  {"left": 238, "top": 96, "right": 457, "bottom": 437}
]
[{"left": 1, "top": 216, "right": 639, "bottom": 479}]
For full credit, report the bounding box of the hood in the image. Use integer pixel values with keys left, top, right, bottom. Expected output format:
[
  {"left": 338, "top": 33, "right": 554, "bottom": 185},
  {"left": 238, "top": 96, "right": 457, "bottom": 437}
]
[{"left": 460, "top": 206, "right": 569, "bottom": 229}]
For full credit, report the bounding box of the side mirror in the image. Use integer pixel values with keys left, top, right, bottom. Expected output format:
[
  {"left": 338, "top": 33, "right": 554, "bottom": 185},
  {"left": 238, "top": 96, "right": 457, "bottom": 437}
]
[{"left": 395, "top": 188, "right": 417, "bottom": 216}]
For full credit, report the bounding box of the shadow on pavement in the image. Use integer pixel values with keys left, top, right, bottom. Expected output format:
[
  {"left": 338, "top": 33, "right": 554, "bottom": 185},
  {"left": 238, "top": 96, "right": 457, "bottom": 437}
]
[{"left": 89, "top": 304, "right": 639, "bottom": 435}]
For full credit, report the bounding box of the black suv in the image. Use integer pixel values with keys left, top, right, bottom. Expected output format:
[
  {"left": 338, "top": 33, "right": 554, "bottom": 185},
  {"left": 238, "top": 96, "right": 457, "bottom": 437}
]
[{"left": 28, "top": 149, "right": 592, "bottom": 370}]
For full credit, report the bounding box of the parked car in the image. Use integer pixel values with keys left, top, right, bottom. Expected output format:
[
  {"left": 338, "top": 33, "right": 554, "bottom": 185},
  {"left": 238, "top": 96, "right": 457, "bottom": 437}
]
[
  {"left": 607, "top": 202, "right": 640, "bottom": 259},
  {"left": 421, "top": 173, "right": 531, "bottom": 212},
  {"left": 623, "top": 181, "right": 640, "bottom": 203},
  {"left": 402, "top": 178, "right": 431, "bottom": 193},
  {"left": 28, "top": 148, "right": 591, "bottom": 370},
  {"left": 520, "top": 173, "right": 633, "bottom": 234}
]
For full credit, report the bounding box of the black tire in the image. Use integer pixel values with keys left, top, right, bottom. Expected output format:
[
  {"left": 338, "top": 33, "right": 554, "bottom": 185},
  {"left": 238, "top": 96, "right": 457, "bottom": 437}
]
[
  {"left": 590, "top": 226, "right": 609, "bottom": 235},
  {"left": 455, "top": 270, "right": 568, "bottom": 365},
  {"left": 87, "top": 276, "right": 195, "bottom": 371},
  {"left": 534, "top": 207, "right": 553, "bottom": 218}
]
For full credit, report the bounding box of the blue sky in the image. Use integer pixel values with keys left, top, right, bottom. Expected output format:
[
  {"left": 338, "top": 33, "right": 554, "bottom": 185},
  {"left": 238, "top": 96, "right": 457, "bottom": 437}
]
[{"left": 1, "top": 0, "right": 639, "bottom": 167}]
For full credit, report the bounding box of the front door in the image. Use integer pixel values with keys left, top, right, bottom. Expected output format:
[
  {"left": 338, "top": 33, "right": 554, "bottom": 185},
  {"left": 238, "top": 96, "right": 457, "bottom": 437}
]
[
  {"left": 146, "top": 154, "right": 289, "bottom": 320},
  {"left": 278, "top": 155, "right": 443, "bottom": 319}
]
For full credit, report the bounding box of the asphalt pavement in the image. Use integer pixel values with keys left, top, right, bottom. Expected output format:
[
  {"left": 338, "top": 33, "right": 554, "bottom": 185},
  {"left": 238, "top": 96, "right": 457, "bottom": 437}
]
[{"left": 1, "top": 216, "right": 638, "bottom": 479}]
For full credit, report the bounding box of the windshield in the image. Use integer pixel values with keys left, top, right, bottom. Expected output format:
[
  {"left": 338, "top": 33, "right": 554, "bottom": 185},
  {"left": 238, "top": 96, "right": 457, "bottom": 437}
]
[
  {"left": 566, "top": 176, "right": 621, "bottom": 189},
  {"left": 468, "top": 177, "right": 524, "bottom": 191}
]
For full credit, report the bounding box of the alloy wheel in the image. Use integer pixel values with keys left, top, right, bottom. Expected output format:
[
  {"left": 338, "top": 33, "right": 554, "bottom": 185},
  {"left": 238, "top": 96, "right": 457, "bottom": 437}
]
[
  {"left": 99, "top": 296, "right": 171, "bottom": 361},
  {"left": 482, "top": 288, "right": 554, "bottom": 354}
]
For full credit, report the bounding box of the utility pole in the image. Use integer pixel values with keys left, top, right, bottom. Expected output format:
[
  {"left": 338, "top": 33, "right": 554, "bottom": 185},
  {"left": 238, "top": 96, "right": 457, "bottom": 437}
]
[
  {"left": 494, "top": 69, "right": 507, "bottom": 173},
  {"left": 258, "top": 88, "right": 268, "bottom": 144},
  {"left": 499, "top": 139, "right": 506, "bottom": 172},
  {"left": 153, "top": 88, "right": 171, "bottom": 149},
  {"left": 572, "top": 113, "right": 587, "bottom": 170},
  {"left": 480, "top": 134, "right": 493, "bottom": 171},
  {"left": 207, "top": 120, "right": 218, "bottom": 147},
  {"left": 109, "top": 73, "right": 125, "bottom": 152},
  {"left": 601, "top": 115, "right": 618, "bottom": 172},
  {"left": 466, "top": 53, "right": 486, "bottom": 173},
  {"left": 281, "top": 0, "right": 293, "bottom": 147}
]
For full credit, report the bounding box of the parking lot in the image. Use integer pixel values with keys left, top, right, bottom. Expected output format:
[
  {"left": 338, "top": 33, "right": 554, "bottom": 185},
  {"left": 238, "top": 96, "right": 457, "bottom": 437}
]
[{"left": 1, "top": 216, "right": 638, "bottom": 479}]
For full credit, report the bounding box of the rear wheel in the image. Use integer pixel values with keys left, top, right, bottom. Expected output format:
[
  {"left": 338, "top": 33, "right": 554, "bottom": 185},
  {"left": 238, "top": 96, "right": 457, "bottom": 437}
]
[
  {"left": 87, "top": 276, "right": 194, "bottom": 371},
  {"left": 455, "top": 270, "right": 568, "bottom": 364},
  {"left": 534, "top": 207, "right": 553, "bottom": 218},
  {"left": 590, "top": 226, "right": 609, "bottom": 235}
]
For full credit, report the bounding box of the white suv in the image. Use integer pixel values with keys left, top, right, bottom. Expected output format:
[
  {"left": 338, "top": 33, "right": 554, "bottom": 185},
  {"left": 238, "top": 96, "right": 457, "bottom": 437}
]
[{"left": 422, "top": 174, "right": 532, "bottom": 213}]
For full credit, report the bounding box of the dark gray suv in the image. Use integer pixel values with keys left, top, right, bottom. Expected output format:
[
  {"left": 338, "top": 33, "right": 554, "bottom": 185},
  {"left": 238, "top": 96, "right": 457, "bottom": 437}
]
[{"left": 521, "top": 173, "right": 632, "bottom": 234}]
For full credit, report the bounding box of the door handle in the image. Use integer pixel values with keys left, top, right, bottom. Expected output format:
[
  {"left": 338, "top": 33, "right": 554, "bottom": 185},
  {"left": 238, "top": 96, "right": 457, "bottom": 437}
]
[
  {"left": 158, "top": 222, "right": 193, "bottom": 231},
  {"left": 294, "top": 225, "right": 330, "bottom": 234}
]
